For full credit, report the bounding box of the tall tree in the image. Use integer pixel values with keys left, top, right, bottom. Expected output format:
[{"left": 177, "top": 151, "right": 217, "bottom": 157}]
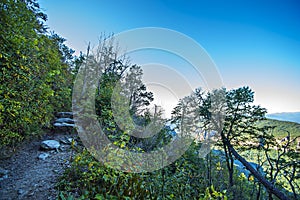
[
  {"left": 219, "top": 87, "right": 266, "bottom": 186},
  {"left": 171, "top": 86, "right": 293, "bottom": 199},
  {"left": 194, "top": 87, "right": 291, "bottom": 200},
  {"left": 121, "top": 64, "right": 154, "bottom": 114}
]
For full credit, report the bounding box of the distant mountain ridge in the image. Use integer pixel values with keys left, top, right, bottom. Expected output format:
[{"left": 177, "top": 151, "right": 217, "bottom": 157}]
[
  {"left": 257, "top": 119, "right": 300, "bottom": 138},
  {"left": 266, "top": 112, "right": 300, "bottom": 124}
]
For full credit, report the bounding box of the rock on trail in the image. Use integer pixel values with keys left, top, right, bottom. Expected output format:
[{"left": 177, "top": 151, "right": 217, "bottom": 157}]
[
  {"left": 40, "top": 140, "right": 61, "bottom": 151},
  {"left": 0, "top": 133, "right": 77, "bottom": 200}
]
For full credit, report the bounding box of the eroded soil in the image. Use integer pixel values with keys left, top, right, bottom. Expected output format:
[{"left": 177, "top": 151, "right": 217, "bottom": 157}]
[{"left": 0, "top": 132, "right": 76, "bottom": 200}]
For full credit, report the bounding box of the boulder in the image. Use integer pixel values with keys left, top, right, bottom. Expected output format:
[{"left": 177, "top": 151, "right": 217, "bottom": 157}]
[
  {"left": 38, "top": 153, "right": 50, "bottom": 160},
  {"left": 40, "top": 140, "right": 60, "bottom": 150}
]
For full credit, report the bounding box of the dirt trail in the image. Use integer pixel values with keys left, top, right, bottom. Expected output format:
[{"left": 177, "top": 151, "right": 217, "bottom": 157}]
[{"left": 0, "top": 132, "right": 76, "bottom": 200}]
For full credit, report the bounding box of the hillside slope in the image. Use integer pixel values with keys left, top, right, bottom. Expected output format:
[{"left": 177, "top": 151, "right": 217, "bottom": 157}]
[{"left": 258, "top": 118, "right": 300, "bottom": 138}]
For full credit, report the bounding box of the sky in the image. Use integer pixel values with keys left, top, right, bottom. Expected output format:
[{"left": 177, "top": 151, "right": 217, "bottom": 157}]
[{"left": 39, "top": 0, "right": 300, "bottom": 115}]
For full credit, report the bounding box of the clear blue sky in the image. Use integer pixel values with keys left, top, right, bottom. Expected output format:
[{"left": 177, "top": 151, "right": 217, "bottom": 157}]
[{"left": 39, "top": 0, "right": 300, "bottom": 114}]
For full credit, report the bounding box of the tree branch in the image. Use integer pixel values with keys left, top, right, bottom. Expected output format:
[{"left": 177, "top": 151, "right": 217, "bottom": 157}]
[{"left": 222, "top": 133, "right": 290, "bottom": 200}]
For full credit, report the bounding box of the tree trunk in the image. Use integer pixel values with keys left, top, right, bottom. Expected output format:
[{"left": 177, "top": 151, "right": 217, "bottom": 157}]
[
  {"left": 256, "top": 183, "right": 261, "bottom": 200},
  {"left": 223, "top": 136, "right": 290, "bottom": 200},
  {"left": 229, "top": 155, "right": 234, "bottom": 186},
  {"left": 222, "top": 137, "right": 234, "bottom": 187}
]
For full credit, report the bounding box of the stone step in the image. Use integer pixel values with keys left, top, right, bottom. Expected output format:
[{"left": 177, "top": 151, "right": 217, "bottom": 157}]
[
  {"left": 54, "top": 118, "right": 75, "bottom": 124},
  {"left": 55, "top": 112, "right": 73, "bottom": 118},
  {"left": 53, "top": 122, "right": 75, "bottom": 127},
  {"left": 53, "top": 112, "right": 75, "bottom": 128}
]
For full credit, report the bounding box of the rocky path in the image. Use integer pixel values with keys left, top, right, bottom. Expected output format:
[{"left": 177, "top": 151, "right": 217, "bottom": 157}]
[
  {"left": 0, "top": 113, "right": 77, "bottom": 200},
  {"left": 0, "top": 132, "right": 77, "bottom": 200}
]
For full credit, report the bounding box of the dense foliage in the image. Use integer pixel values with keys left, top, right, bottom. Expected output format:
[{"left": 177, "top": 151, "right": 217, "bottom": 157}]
[
  {"left": 1, "top": 1, "right": 298, "bottom": 199},
  {"left": 59, "top": 68, "right": 299, "bottom": 199},
  {"left": 0, "top": 0, "right": 74, "bottom": 147},
  {"left": 58, "top": 46, "right": 299, "bottom": 199}
]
